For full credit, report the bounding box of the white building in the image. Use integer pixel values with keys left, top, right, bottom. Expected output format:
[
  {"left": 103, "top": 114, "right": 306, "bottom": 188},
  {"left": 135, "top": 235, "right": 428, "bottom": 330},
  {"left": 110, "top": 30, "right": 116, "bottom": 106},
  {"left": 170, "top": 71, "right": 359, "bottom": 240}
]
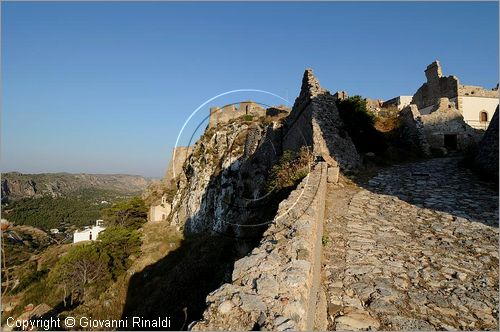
[
  {"left": 382, "top": 96, "right": 413, "bottom": 110},
  {"left": 73, "top": 220, "right": 106, "bottom": 243},
  {"left": 149, "top": 195, "right": 171, "bottom": 222}
]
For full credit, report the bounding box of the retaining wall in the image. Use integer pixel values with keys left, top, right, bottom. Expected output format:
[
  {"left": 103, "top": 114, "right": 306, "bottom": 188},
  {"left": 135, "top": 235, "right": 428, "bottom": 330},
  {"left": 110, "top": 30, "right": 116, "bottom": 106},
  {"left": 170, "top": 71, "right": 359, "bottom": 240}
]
[{"left": 192, "top": 162, "right": 327, "bottom": 331}]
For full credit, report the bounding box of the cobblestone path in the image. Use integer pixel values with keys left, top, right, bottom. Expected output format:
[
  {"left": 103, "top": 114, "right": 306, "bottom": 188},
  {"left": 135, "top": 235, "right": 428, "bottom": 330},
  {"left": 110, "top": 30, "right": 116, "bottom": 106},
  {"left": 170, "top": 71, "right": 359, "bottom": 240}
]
[{"left": 322, "top": 157, "right": 499, "bottom": 330}]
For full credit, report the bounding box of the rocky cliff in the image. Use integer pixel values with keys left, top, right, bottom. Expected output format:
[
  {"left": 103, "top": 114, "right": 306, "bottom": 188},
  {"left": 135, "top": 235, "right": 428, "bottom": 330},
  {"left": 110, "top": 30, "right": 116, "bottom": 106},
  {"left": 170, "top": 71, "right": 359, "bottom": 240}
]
[
  {"left": 169, "top": 118, "right": 283, "bottom": 238},
  {"left": 1, "top": 172, "right": 152, "bottom": 202}
]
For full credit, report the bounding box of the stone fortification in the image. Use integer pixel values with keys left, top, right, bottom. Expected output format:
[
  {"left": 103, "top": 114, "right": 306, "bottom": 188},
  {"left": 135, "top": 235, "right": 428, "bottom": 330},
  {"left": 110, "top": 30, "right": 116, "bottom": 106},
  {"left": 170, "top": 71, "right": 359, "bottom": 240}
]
[
  {"left": 192, "top": 162, "right": 327, "bottom": 331},
  {"left": 164, "top": 146, "right": 191, "bottom": 182},
  {"left": 412, "top": 61, "right": 460, "bottom": 110},
  {"left": 282, "top": 69, "right": 360, "bottom": 172},
  {"left": 209, "top": 101, "right": 267, "bottom": 128},
  {"left": 474, "top": 107, "right": 499, "bottom": 180},
  {"left": 411, "top": 60, "right": 498, "bottom": 129},
  {"left": 400, "top": 98, "right": 481, "bottom": 155}
]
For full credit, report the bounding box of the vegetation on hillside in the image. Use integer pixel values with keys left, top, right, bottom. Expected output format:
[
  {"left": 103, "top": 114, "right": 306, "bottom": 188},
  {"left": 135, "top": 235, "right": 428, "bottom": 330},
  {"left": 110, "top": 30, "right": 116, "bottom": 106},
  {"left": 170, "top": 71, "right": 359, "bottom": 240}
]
[
  {"left": 102, "top": 196, "right": 148, "bottom": 229},
  {"left": 2, "top": 189, "right": 131, "bottom": 230},
  {"left": 2, "top": 196, "right": 150, "bottom": 326},
  {"left": 266, "top": 147, "right": 312, "bottom": 193}
]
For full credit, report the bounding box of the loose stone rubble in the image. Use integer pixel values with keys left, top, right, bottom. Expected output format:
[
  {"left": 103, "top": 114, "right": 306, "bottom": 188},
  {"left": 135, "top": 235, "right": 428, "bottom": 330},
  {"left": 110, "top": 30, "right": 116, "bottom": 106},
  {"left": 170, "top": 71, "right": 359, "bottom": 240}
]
[{"left": 323, "top": 157, "right": 499, "bottom": 330}]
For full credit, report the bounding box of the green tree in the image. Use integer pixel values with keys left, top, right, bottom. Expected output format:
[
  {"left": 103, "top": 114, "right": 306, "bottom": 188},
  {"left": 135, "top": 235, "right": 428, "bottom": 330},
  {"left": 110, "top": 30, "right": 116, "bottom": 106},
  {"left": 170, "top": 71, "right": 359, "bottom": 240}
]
[
  {"left": 49, "top": 244, "right": 110, "bottom": 305},
  {"left": 97, "top": 226, "right": 142, "bottom": 279},
  {"left": 336, "top": 96, "right": 386, "bottom": 153},
  {"left": 102, "top": 196, "right": 147, "bottom": 229}
]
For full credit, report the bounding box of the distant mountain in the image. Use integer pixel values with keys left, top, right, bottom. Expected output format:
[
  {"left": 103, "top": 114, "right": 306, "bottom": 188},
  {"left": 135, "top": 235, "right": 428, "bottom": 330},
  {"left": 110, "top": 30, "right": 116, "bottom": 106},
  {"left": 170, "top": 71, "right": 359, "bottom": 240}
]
[{"left": 1, "top": 172, "right": 153, "bottom": 202}]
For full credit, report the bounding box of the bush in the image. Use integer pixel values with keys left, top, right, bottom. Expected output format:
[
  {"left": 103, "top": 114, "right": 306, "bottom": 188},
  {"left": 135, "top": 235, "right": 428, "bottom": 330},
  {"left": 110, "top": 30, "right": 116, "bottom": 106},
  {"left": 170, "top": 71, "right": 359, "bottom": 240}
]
[
  {"left": 336, "top": 96, "right": 387, "bottom": 153},
  {"left": 266, "top": 147, "right": 312, "bottom": 192}
]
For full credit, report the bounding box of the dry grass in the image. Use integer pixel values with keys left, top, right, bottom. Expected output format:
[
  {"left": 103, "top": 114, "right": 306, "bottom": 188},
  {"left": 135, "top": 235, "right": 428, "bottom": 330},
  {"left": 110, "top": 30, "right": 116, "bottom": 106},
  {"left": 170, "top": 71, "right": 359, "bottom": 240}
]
[{"left": 374, "top": 106, "right": 401, "bottom": 132}]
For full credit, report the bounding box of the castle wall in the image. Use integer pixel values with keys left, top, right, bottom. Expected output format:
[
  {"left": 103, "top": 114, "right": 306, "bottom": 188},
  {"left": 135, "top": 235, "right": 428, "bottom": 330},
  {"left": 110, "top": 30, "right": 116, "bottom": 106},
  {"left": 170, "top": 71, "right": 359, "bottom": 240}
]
[
  {"left": 411, "top": 60, "right": 499, "bottom": 130},
  {"left": 164, "top": 146, "right": 191, "bottom": 181},
  {"left": 283, "top": 69, "right": 360, "bottom": 172},
  {"left": 192, "top": 162, "right": 328, "bottom": 331},
  {"left": 474, "top": 107, "right": 499, "bottom": 180},
  {"left": 208, "top": 102, "right": 266, "bottom": 128},
  {"left": 400, "top": 98, "right": 482, "bottom": 155}
]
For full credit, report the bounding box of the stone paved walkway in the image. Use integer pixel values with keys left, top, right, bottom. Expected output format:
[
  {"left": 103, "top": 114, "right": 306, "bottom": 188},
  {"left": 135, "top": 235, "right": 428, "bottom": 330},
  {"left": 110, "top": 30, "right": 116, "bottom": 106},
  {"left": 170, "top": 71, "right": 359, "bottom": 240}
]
[{"left": 322, "top": 157, "right": 499, "bottom": 330}]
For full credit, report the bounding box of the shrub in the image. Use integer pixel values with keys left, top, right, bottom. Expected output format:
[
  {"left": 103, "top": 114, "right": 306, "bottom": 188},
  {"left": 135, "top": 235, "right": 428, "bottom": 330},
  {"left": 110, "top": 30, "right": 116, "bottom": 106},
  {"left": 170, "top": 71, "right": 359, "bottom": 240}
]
[
  {"left": 336, "top": 96, "right": 387, "bottom": 153},
  {"left": 102, "top": 196, "right": 147, "bottom": 229},
  {"left": 266, "top": 147, "right": 312, "bottom": 192}
]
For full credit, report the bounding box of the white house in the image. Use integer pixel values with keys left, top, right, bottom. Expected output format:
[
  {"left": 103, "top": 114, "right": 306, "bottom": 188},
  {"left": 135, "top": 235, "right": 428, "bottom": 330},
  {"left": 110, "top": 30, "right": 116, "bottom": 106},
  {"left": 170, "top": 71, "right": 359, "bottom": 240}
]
[
  {"left": 149, "top": 195, "right": 171, "bottom": 222},
  {"left": 73, "top": 220, "right": 106, "bottom": 243}
]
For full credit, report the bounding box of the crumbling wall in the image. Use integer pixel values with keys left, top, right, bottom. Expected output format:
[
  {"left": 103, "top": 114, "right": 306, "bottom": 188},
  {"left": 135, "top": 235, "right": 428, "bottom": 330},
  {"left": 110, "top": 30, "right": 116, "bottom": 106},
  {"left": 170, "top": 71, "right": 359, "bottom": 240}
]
[
  {"left": 412, "top": 61, "right": 460, "bottom": 109},
  {"left": 192, "top": 162, "right": 327, "bottom": 331},
  {"left": 399, "top": 104, "right": 431, "bottom": 156},
  {"left": 209, "top": 102, "right": 266, "bottom": 128},
  {"left": 399, "top": 98, "right": 481, "bottom": 154},
  {"left": 458, "top": 84, "right": 499, "bottom": 98},
  {"left": 283, "top": 69, "right": 360, "bottom": 172}
]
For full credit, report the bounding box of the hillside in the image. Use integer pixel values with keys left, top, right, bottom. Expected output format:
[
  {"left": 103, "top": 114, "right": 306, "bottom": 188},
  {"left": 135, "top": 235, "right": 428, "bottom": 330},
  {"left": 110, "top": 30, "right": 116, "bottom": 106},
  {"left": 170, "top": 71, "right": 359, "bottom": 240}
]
[{"left": 1, "top": 172, "right": 153, "bottom": 202}]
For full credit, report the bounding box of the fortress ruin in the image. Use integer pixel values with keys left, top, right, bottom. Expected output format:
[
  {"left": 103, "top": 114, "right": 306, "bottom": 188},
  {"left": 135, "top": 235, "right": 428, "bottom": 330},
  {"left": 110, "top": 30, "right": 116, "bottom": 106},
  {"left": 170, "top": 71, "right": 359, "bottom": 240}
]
[
  {"left": 412, "top": 60, "right": 499, "bottom": 130},
  {"left": 208, "top": 101, "right": 289, "bottom": 127}
]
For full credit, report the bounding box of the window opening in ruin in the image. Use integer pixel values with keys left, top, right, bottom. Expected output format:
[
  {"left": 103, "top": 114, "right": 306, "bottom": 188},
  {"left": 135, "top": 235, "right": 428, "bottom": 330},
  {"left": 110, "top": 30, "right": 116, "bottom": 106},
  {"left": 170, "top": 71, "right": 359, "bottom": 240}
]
[
  {"left": 444, "top": 134, "right": 458, "bottom": 151},
  {"left": 480, "top": 111, "right": 488, "bottom": 122},
  {"left": 89, "top": 231, "right": 92, "bottom": 240}
]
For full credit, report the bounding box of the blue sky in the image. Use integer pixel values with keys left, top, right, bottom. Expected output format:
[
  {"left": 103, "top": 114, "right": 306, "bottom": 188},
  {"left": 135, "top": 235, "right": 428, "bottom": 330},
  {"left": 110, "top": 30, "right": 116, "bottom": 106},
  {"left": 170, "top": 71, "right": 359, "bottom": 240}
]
[{"left": 2, "top": 1, "right": 498, "bottom": 177}]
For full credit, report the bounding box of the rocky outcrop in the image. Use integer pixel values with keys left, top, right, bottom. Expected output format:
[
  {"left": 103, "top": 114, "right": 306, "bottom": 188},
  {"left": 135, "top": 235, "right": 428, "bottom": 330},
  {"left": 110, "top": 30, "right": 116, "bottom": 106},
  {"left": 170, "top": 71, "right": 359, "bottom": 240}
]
[
  {"left": 192, "top": 162, "right": 327, "bottom": 330},
  {"left": 169, "top": 120, "right": 282, "bottom": 236},
  {"left": 474, "top": 107, "right": 499, "bottom": 180},
  {"left": 1, "top": 172, "right": 152, "bottom": 202},
  {"left": 283, "top": 69, "right": 360, "bottom": 172}
]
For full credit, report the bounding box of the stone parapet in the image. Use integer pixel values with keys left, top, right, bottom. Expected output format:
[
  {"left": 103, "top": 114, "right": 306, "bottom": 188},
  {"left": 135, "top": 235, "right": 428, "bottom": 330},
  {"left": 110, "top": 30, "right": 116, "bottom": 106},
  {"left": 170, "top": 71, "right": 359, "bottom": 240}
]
[{"left": 192, "top": 162, "right": 328, "bottom": 331}]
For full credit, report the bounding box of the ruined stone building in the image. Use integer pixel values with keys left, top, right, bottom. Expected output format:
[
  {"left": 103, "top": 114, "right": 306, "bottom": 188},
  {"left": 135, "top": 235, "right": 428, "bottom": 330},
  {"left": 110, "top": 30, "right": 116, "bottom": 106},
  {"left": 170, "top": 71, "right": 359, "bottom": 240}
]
[
  {"left": 411, "top": 60, "right": 498, "bottom": 130},
  {"left": 208, "top": 101, "right": 290, "bottom": 128},
  {"left": 397, "top": 60, "right": 497, "bottom": 155},
  {"left": 208, "top": 101, "right": 267, "bottom": 127}
]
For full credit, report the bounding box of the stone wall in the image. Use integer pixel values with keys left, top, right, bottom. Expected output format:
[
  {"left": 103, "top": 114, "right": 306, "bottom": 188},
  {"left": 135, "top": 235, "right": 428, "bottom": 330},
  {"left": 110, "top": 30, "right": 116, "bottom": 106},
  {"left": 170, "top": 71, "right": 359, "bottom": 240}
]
[
  {"left": 283, "top": 69, "right": 360, "bottom": 172},
  {"left": 412, "top": 61, "right": 459, "bottom": 110},
  {"left": 192, "top": 162, "right": 328, "bottom": 331},
  {"left": 474, "top": 107, "right": 499, "bottom": 181},
  {"left": 209, "top": 102, "right": 266, "bottom": 127},
  {"left": 458, "top": 84, "right": 499, "bottom": 98},
  {"left": 399, "top": 98, "right": 482, "bottom": 155},
  {"left": 164, "top": 146, "right": 191, "bottom": 182}
]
